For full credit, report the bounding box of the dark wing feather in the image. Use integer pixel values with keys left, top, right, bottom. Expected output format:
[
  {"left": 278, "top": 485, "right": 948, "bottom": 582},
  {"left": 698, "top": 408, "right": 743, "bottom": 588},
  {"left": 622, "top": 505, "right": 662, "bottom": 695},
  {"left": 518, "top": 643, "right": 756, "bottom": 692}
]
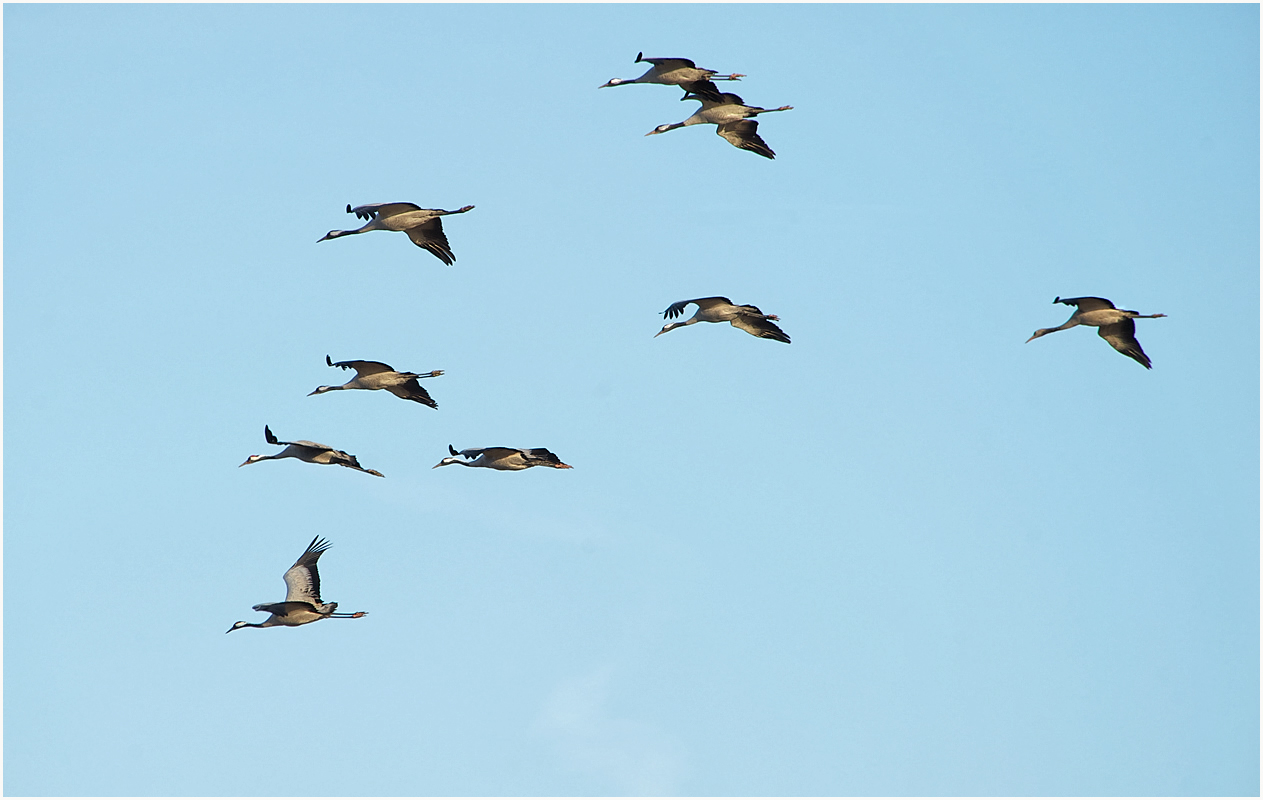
[
  {"left": 680, "top": 79, "right": 724, "bottom": 102},
  {"left": 386, "top": 378, "right": 438, "bottom": 408},
  {"left": 639, "top": 55, "right": 697, "bottom": 69},
  {"left": 292, "top": 439, "right": 334, "bottom": 451},
  {"left": 330, "top": 359, "right": 395, "bottom": 376},
  {"left": 253, "top": 601, "right": 319, "bottom": 616},
  {"left": 730, "top": 315, "right": 792, "bottom": 343},
  {"left": 351, "top": 202, "right": 422, "bottom": 221},
  {"left": 405, "top": 218, "right": 456, "bottom": 265},
  {"left": 1098, "top": 319, "right": 1152, "bottom": 368},
  {"left": 522, "top": 448, "right": 567, "bottom": 466},
  {"left": 716, "top": 120, "right": 775, "bottom": 159},
  {"left": 663, "top": 297, "right": 731, "bottom": 318},
  {"left": 1056, "top": 296, "right": 1116, "bottom": 312},
  {"left": 475, "top": 447, "right": 521, "bottom": 461},
  {"left": 331, "top": 449, "right": 384, "bottom": 476}
]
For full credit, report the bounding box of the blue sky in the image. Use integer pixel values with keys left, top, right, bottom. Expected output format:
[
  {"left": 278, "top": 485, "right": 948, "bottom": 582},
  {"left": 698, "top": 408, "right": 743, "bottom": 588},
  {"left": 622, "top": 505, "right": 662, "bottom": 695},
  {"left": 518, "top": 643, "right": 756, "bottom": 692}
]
[{"left": 4, "top": 3, "right": 1258, "bottom": 796}]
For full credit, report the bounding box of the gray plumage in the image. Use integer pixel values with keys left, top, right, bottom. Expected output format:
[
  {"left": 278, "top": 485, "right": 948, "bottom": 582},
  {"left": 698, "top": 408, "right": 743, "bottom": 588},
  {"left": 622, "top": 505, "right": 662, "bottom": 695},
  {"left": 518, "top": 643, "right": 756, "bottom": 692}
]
[
  {"left": 1026, "top": 296, "right": 1167, "bottom": 369},
  {"left": 239, "top": 425, "right": 385, "bottom": 477},
  {"left": 318, "top": 202, "right": 474, "bottom": 265},
  {"left": 645, "top": 91, "right": 792, "bottom": 159},
  {"left": 654, "top": 296, "right": 791, "bottom": 343},
  {"left": 433, "top": 445, "right": 573, "bottom": 471},
  {"left": 600, "top": 52, "right": 743, "bottom": 101},
  {"left": 310, "top": 355, "right": 443, "bottom": 408},
  {"left": 226, "top": 537, "right": 368, "bottom": 632}
]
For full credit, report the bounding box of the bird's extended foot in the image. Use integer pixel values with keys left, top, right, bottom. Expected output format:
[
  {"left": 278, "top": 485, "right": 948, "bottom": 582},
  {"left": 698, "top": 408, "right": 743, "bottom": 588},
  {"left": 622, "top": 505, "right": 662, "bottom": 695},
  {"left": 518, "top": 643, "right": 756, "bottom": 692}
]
[
  {"left": 727, "top": 73, "right": 745, "bottom": 80},
  {"left": 766, "top": 314, "right": 780, "bottom": 321},
  {"left": 777, "top": 105, "right": 794, "bottom": 111},
  {"left": 351, "top": 611, "right": 367, "bottom": 618}
]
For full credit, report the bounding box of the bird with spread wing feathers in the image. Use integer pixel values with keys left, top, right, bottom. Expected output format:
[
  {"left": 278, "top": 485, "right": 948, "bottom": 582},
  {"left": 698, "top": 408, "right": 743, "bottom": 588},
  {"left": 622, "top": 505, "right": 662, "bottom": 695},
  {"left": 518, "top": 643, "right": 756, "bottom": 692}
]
[
  {"left": 310, "top": 355, "right": 443, "bottom": 408},
  {"left": 227, "top": 537, "right": 367, "bottom": 632},
  {"left": 599, "top": 52, "right": 744, "bottom": 101},
  {"left": 433, "top": 445, "right": 573, "bottom": 471},
  {"left": 1026, "top": 296, "right": 1167, "bottom": 369},
  {"left": 318, "top": 202, "right": 474, "bottom": 265},
  {"left": 239, "top": 425, "right": 385, "bottom": 477},
  {"left": 645, "top": 91, "right": 792, "bottom": 159},
  {"left": 655, "top": 297, "right": 791, "bottom": 343}
]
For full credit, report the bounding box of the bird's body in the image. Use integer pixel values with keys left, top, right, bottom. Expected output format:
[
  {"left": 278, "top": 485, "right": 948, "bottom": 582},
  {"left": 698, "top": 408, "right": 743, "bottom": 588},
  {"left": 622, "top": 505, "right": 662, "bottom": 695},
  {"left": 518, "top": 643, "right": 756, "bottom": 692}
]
[
  {"left": 227, "top": 537, "right": 367, "bottom": 632},
  {"left": 1026, "top": 296, "right": 1167, "bottom": 368},
  {"left": 433, "top": 445, "right": 573, "bottom": 471},
  {"left": 318, "top": 202, "right": 474, "bottom": 265},
  {"left": 310, "top": 355, "right": 443, "bottom": 408},
  {"left": 239, "top": 425, "right": 385, "bottom": 477},
  {"left": 646, "top": 92, "right": 792, "bottom": 159},
  {"left": 600, "top": 52, "right": 743, "bottom": 100},
  {"left": 655, "top": 296, "right": 791, "bottom": 343}
]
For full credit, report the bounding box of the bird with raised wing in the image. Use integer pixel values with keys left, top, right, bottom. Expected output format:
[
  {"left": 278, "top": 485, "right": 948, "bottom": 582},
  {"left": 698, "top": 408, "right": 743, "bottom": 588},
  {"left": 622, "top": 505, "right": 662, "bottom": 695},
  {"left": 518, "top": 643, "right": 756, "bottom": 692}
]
[
  {"left": 433, "top": 445, "right": 573, "bottom": 471},
  {"left": 227, "top": 537, "right": 367, "bottom": 633},
  {"left": 600, "top": 52, "right": 743, "bottom": 101},
  {"left": 655, "top": 297, "right": 791, "bottom": 343},
  {"left": 318, "top": 202, "right": 474, "bottom": 265},
  {"left": 1026, "top": 296, "right": 1167, "bottom": 369},
  {"left": 646, "top": 91, "right": 792, "bottom": 159},
  {"left": 239, "top": 425, "right": 385, "bottom": 477},
  {"left": 310, "top": 355, "right": 443, "bottom": 408}
]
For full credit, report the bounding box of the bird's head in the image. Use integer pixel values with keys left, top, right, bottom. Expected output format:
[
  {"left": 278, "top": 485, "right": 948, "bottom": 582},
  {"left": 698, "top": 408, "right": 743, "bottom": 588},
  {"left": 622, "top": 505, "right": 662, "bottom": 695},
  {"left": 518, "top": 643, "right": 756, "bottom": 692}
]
[
  {"left": 226, "top": 621, "right": 251, "bottom": 633},
  {"left": 599, "top": 78, "right": 625, "bottom": 89},
  {"left": 1025, "top": 329, "right": 1051, "bottom": 343},
  {"left": 308, "top": 385, "right": 333, "bottom": 396},
  {"left": 433, "top": 457, "right": 462, "bottom": 469},
  {"left": 239, "top": 455, "right": 264, "bottom": 467},
  {"left": 645, "top": 124, "right": 678, "bottom": 136},
  {"left": 317, "top": 230, "right": 344, "bottom": 242}
]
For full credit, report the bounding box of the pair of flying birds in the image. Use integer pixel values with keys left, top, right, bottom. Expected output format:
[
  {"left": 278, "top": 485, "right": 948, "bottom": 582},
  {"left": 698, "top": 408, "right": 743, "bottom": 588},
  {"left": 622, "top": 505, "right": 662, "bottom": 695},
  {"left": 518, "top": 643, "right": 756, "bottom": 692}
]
[{"left": 601, "top": 52, "right": 793, "bottom": 160}]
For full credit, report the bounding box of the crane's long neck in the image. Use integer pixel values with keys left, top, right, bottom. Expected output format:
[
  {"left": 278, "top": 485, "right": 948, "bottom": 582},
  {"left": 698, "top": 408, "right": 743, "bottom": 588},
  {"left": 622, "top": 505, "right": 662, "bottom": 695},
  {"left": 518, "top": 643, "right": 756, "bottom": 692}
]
[
  {"left": 320, "top": 219, "right": 381, "bottom": 241},
  {"left": 434, "top": 457, "right": 477, "bottom": 468},
  {"left": 308, "top": 383, "right": 351, "bottom": 396},
  {"left": 654, "top": 319, "right": 697, "bottom": 337},
  {"left": 1026, "top": 318, "right": 1080, "bottom": 342},
  {"left": 240, "top": 453, "right": 287, "bottom": 466}
]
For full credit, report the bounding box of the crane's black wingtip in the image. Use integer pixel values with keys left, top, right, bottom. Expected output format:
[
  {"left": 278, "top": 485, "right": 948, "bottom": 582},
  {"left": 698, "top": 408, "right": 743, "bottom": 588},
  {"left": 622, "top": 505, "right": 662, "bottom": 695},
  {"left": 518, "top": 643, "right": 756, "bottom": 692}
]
[
  {"left": 448, "top": 444, "right": 459, "bottom": 456},
  {"left": 635, "top": 51, "right": 644, "bottom": 62}
]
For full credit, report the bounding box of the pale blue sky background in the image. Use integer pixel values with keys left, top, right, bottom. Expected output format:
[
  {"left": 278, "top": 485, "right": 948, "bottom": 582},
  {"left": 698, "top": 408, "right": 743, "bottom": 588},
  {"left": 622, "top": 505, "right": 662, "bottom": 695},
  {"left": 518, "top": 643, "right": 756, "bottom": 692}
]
[{"left": 4, "top": 3, "right": 1259, "bottom": 796}]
